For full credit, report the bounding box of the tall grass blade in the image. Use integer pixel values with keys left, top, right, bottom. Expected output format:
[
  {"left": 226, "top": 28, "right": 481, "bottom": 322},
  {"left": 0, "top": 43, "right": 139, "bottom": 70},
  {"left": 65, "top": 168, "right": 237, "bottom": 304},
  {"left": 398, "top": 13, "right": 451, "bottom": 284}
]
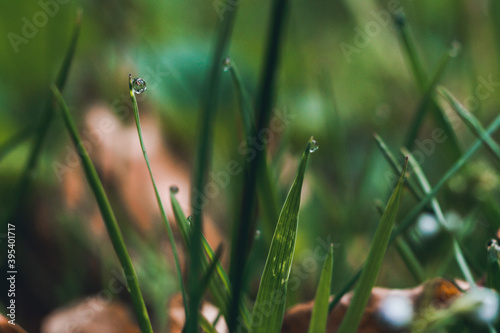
[
  {"left": 229, "top": 0, "right": 291, "bottom": 328},
  {"left": 128, "top": 74, "right": 188, "bottom": 316},
  {"left": 249, "top": 138, "right": 314, "bottom": 333},
  {"left": 438, "top": 86, "right": 500, "bottom": 162},
  {"left": 10, "top": 9, "right": 82, "bottom": 219},
  {"left": 51, "top": 86, "right": 153, "bottom": 333},
  {"left": 336, "top": 158, "right": 407, "bottom": 333},
  {"left": 307, "top": 244, "right": 334, "bottom": 333},
  {"left": 189, "top": 3, "right": 239, "bottom": 331}
]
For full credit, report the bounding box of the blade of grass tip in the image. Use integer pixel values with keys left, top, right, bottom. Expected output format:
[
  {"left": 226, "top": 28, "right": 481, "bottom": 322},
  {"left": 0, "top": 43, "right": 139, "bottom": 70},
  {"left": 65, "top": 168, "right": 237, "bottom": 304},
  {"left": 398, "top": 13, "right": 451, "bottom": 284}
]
[
  {"left": 486, "top": 240, "right": 500, "bottom": 293},
  {"left": 373, "top": 133, "right": 424, "bottom": 200},
  {"left": 170, "top": 190, "right": 251, "bottom": 328},
  {"left": 336, "top": 158, "right": 407, "bottom": 333},
  {"left": 394, "top": 13, "right": 461, "bottom": 159},
  {"left": 229, "top": 0, "right": 291, "bottom": 329},
  {"left": 10, "top": 9, "right": 82, "bottom": 220},
  {"left": 129, "top": 74, "right": 188, "bottom": 316},
  {"left": 330, "top": 116, "right": 500, "bottom": 313},
  {"left": 250, "top": 138, "right": 314, "bottom": 333},
  {"left": 402, "top": 147, "right": 476, "bottom": 285},
  {"left": 438, "top": 86, "right": 500, "bottom": 162},
  {"left": 51, "top": 86, "right": 153, "bottom": 333},
  {"left": 226, "top": 56, "right": 279, "bottom": 242},
  {"left": 405, "top": 42, "right": 461, "bottom": 149},
  {"left": 189, "top": 4, "right": 239, "bottom": 332},
  {"left": 374, "top": 200, "right": 426, "bottom": 283},
  {"left": 0, "top": 124, "right": 36, "bottom": 162},
  {"left": 307, "top": 244, "right": 334, "bottom": 333}
]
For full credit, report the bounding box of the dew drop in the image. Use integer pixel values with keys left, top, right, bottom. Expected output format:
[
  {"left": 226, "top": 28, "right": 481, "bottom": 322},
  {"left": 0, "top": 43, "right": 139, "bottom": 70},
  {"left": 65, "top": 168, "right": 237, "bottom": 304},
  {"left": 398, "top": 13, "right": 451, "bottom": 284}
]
[
  {"left": 187, "top": 215, "right": 193, "bottom": 224},
  {"left": 169, "top": 185, "right": 179, "bottom": 194},
  {"left": 132, "top": 77, "right": 147, "bottom": 94},
  {"left": 309, "top": 139, "right": 319, "bottom": 153},
  {"left": 222, "top": 57, "right": 232, "bottom": 72}
]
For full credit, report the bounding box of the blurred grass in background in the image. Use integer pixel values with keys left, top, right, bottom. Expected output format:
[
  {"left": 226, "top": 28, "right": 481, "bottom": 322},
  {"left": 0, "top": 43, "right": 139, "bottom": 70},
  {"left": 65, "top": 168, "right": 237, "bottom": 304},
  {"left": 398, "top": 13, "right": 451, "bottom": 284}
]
[{"left": 1, "top": 0, "right": 500, "bottom": 331}]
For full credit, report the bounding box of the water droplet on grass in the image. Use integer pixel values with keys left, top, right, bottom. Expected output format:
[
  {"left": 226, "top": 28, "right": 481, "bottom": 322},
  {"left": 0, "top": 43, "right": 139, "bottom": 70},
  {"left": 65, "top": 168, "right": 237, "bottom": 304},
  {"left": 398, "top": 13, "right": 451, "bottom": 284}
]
[
  {"left": 132, "top": 77, "right": 147, "bottom": 94},
  {"left": 187, "top": 215, "right": 193, "bottom": 224},
  {"left": 169, "top": 185, "right": 179, "bottom": 194},
  {"left": 222, "top": 57, "right": 232, "bottom": 72},
  {"left": 309, "top": 139, "right": 319, "bottom": 153}
]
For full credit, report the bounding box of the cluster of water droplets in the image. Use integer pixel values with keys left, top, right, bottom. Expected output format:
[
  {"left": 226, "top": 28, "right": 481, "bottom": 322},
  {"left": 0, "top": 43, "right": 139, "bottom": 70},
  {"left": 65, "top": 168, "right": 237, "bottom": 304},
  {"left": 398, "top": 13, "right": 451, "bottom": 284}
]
[
  {"left": 132, "top": 77, "right": 147, "bottom": 94},
  {"left": 309, "top": 139, "right": 319, "bottom": 153}
]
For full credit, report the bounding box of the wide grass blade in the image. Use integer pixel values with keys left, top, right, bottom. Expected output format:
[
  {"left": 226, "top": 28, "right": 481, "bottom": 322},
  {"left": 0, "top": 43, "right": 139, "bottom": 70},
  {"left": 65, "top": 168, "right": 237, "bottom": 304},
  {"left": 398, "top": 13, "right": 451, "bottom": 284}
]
[
  {"left": 51, "top": 86, "right": 153, "bottom": 333},
  {"left": 250, "top": 138, "right": 315, "bottom": 333},
  {"left": 307, "top": 244, "right": 334, "bottom": 333},
  {"left": 128, "top": 74, "right": 188, "bottom": 316},
  {"left": 336, "top": 158, "right": 407, "bottom": 333},
  {"left": 189, "top": 2, "right": 239, "bottom": 330},
  {"left": 10, "top": 9, "right": 82, "bottom": 219},
  {"left": 438, "top": 86, "right": 500, "bottom": 162}
]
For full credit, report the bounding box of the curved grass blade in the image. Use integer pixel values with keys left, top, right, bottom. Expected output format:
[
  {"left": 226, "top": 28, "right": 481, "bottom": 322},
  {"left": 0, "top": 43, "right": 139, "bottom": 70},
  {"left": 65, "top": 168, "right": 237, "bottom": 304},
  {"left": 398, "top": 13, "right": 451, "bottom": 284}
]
[
  {"left": 405, "top": 42, "right": 461, "bottom": 149},
  {"left": 438, "top": 86, "right": 500, "bottom": 162},
  {"left": 330, "top": 115, "right": 500, "bottom": 312},
  {"left": 128, "top": 74, "right": 188, "bottom": 317},
  {"left": 189, "top": 4, "right": 239, "bottom": 331},
  {"left": 307, "top": 244, "right": 334, "bottom": 333},
  {"left": 169, "top": 191, "right": 251, "bottom": 328},
  {"left": 51, "top": 86, "right": 153, "bottom": 333},
  {"left": 250, "top": 138, "right": 315, "bottom": 333},
  {"left": 336, "top": 158, "right": 407, "bottom": 333},
  {"left": 10, "top": 9, "right": 82, "bottom": 219}
]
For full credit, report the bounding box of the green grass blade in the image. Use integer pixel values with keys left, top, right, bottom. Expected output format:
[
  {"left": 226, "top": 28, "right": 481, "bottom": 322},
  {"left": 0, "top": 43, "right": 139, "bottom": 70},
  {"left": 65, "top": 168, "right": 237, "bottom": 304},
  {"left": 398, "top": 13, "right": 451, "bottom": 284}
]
[
  {"left": 51, "top": 86, "right": 153, "bottom": 333},
  {"left": 200, "top": 315, "right": 219, "bottom": 333},
  {"left": 169, "top": 191, "right": 251, "bottom": 328},
  {"left": 438, "top": 86, "right": 500, "bottom": 162},
  {"left": 229, "top": 0, "right": 291, "bottom": 328},
  {"left": 453, "top": 239, "right": 475, "bottom": 285},
  {"left": 226, "top": 57, "right": 279, "bottom": 240},
  {"left": 487, "top": 240, "right": 500, "bottom": 293},
  {"left": 307, "top": 244, "right": 334, "bottom": 333},
  {"left": 330, "top": 117, "right": 500, "bottom": 312},
  {"left": 336, "top": 158, "right": 407, "bottom": 333},
  {"left": 189, "top": 4, "right": 239, "bottom": 331},
  {"left": 128, "top": 74, "right": 188, "bottom": 317},
  {"left": 405, "top": 43, "right": 460, "bottom": 148},
  {"left": 250, "top": 138, "right": 315, "bottom": 333},
  {"left": 10, "top": 9, "right": 82, "bottom": 219}
]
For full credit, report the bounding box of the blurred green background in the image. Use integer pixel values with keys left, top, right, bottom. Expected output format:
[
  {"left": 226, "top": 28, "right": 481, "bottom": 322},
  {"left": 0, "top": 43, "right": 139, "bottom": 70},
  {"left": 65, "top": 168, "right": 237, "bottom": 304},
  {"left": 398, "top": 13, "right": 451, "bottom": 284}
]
[{"left": 1, "top": 0, "right": 500, "bottom": 331}]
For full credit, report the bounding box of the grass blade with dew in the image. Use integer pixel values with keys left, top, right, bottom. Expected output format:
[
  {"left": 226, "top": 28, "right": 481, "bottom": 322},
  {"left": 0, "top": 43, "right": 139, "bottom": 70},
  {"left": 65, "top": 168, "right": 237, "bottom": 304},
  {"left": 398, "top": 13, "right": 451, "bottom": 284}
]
[
  {"left": 402, "top": 147, "right": 476, "bottom": 285},
  {"left": 189, "top": 3, "right": 239, "bottom": 331},
  {"left": 250, "top": 138, "right": 315, "bottom": 333},
  {"left": 374, "top": 200, "right": 426, "bottom": 283},
  {"left": 9, "top": 9, "right": 82, "bottom": 220},
  {"left": 229, "top": 0, "right": 291, "bottom": 328},
  {"left": 438, "top": 86, "right": 500, "bottom": 162},
  {"left": 307, "top": 244, "right": 334, "bottom": 333},
  {"left": 128, "top": 74, "right": 188, "bottom": 316},
  {"left": 330, "top": 116, "right": 500, "bottom": 312},
  {"left": 405, "top": 42, "right": 461, "bottom": 149},
  {"left": 336, "top": 158, "right": 407, "bottom": 333},
  {"left": 169, "top": 190, "right": 251, "bottom": 328},
  {"left": 394, "top": 13, "right": 461, "bottom": 158},
  {"left": 51, "top": 86, "right": 153, "bottom": 333},
  {"left": 487, "top": 240, "right": 500, "bottom": 293},
  {"left": 225, "top": 56, "right": 279, "bottom": 241}
]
